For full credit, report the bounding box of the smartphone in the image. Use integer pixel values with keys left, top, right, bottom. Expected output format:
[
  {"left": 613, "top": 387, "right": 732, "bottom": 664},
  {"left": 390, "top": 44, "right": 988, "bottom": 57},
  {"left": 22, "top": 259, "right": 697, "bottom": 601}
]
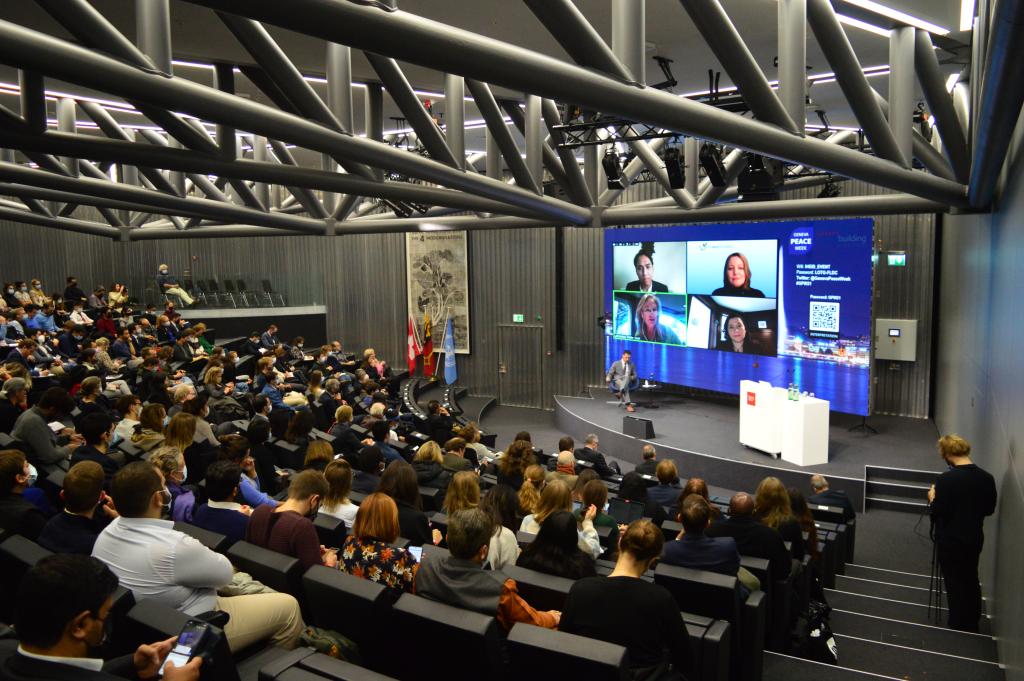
[
  {"left": 408, "top": 546, "right": 423, "bottom": 562},
  {"left": 159, "top": 620, "right": 210, "bottom": 675}
]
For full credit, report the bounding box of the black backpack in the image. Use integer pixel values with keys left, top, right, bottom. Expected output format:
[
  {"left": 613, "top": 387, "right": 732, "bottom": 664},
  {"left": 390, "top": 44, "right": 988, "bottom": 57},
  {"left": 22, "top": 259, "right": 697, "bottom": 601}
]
[{"left": 792, "top": 599, "right": 838, "bottom": 664}]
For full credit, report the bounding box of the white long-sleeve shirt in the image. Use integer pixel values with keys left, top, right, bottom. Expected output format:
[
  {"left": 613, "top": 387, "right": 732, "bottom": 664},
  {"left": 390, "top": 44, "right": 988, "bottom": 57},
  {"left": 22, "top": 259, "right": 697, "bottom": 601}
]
[{"left": 92, "top": 517, "right": 233, "bottom": 615}]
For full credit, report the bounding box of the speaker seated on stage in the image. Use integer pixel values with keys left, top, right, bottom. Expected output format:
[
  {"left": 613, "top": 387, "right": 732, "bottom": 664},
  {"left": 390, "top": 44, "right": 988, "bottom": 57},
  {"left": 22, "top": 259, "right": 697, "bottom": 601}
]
[
  {"left": 573, "top": 434, "right": 617, "bottom": 479},
  {"left": 606, "top": 350, "right": 638, "bottom": 413}
]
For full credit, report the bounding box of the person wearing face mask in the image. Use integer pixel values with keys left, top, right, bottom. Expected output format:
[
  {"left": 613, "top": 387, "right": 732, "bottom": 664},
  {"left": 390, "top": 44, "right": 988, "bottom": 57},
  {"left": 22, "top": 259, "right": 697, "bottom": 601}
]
[
  {"left": 27, "top": 279, "right": 50, "bottom": 307},
  {"left": 57, "top": 324, "right": 85, "bottom": 359},
  {"left": 156, "top": 315, "right": 177, "bottom": 344},
  {"left": 0, "top": 378, "right": 29, "bottom": 435},
  {"left": 70, "top": 413, "right": 125, "bottom": 486},
  {"left": 70, "top": 302, "right": 94, "bottom": 327},
  {"left": 155, "top": 264, "right": 195, "bottom": 307},
  {"left": 0, "top": 449, "right": 49, "bottom": 541},
  {"left": 87, "top": 288, "right": 106, "bottom": 310},
  {"left": 12, "top": 282, "right": 32, "bottom": 307},
  {"left": 245, "top": 469, "right": 336, "bottom": 570},
  {"left": 2, "top": 284, "right": 20, "bottom": 309},
  {"left": 33, "top": 304, "right": 57, "bottom": 334},
  {"left": 148, "top": 446, "right": 195, "bottom": 523},
  {"left": 63, "top": 276, "right": 88, "bottom": 306},
  {"left": 12, "top": 387, "right": 83, "bottom": 467},
  {"left": 93, "top": 462, "right": 306, "bottom": 650},
  {"left": 1, "top": 553, "right": 203, "bottom": 681}
]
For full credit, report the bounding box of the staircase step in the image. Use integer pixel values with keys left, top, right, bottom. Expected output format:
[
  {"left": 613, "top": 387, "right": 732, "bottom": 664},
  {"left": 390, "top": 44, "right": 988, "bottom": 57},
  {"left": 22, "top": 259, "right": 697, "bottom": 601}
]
[
  {"left": 763, "top": 652, "right": 901, "bottom": 681},
  {"left": 865, "top": 480, "right": 930, "bottom": 502},
  {"left": 844, "top": 564, "right": 933, "bottom": 589},
  {"left": 865, "top": 465, "right": 941, "bottom": 486},
  {"left": 829, "top": 609, "right": 999, "bottom": 663},
  {"left": 824, "top": 589, "right": 992, "bottom": 635},
  {"left": 864, "top": 494, "right": 929, "bottom": 513},
  {"left": 834, "top": 574, "right": 933, "bottom": 606},
  {"left": 832, "top": 633, "right": 1003, "bottom": 681}
]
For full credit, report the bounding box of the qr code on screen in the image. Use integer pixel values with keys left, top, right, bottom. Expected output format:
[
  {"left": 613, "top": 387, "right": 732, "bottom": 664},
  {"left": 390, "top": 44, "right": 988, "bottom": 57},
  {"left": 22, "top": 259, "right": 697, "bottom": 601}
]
[{"left": 809, "top": 302, "right": 840, "bottom": 333}]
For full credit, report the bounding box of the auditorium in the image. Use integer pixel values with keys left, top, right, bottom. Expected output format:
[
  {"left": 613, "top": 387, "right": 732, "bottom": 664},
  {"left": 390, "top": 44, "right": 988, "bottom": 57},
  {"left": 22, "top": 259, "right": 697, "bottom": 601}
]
[{"left": 0, "top": 1, "right": 1019, "bottom": 680}]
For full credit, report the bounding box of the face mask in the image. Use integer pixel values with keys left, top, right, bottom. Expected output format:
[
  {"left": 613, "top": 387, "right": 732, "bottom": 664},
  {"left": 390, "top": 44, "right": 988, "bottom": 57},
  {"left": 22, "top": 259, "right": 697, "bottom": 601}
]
[
  {"left": 36, "top": 335, "right": 45, "bottom": 344},
  {"left": 74, "top": 334, "right": 83, "bottom": 341},
  {"left": 179, "top": 465, "right": 188, "bottom": 482},
  {"left": 26, "top": 464, "right": 37, "bottom": 487},
  {"left": 159, "top": 487, "right": 172, "bottom": 513},
  {"left": 6, "top": 289, "right": 12, "bottom": 294},
  {"left": 162, "top": 415, "right": 171, "bottom": 427},
  {"left": 20, "top": 287, "right": 27, "bottom": 292},
  {"left": 159, "top": 269, "right": 168, "bottom": 274}
]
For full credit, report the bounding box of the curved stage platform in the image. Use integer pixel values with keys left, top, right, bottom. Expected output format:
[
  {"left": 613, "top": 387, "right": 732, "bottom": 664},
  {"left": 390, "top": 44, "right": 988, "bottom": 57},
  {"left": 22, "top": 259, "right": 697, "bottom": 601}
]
[{"left": 554, "top": 390, "right": 945, "bottom": 511}]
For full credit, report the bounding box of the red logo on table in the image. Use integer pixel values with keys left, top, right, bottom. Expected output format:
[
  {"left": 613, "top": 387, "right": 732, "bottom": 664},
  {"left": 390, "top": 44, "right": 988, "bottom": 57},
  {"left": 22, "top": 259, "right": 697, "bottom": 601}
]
[{"left": 746, "top": 392, "right": 756, "bottom": 406}]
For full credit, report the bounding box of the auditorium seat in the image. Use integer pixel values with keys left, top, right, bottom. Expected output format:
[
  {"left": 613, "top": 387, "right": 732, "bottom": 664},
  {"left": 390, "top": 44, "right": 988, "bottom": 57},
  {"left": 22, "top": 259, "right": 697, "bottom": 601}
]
[
  {"left": 390, "top": 593, "right": 505, "bottom": 680},
  {"left": 418, "top": 485, "right": 443, "bottom": 513},
  {"left": 740, "top": 555, "right": 791, "bottom": 652},
  {"left": 507, "top": 622, "right": 628, "bottom": 680},
  {"left": 313, "top": 514, "right": 347, "bottom": 548},
  {"left": 175, "top": 521, "right": 232, "bottom": 553},
  {"left": 301, "top": 565, "right": 392, "bottom": 669},
  {"left": 683, "top": 612, "right": 732, "bottom": 681},
  {"left": 0, "top": 534, "right": 51, "bottom": 621},
  {"left": 654, "top": 563, "right": 766, "bottom": 681},
  {"left": 261, "top": 652, "right": 399, "bottom": 681},
  {"left": 226, "top": 541, "right": 304, "bottom": 597},
  {"left": 501, "top": 564, "right": 575, "bottom": 612}
]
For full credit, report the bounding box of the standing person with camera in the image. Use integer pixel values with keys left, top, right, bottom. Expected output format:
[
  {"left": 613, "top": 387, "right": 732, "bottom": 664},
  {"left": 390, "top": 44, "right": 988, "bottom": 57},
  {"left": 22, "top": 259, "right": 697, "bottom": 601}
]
[{"left": 928, "top": 434, "right": 997, "bottom": 632}]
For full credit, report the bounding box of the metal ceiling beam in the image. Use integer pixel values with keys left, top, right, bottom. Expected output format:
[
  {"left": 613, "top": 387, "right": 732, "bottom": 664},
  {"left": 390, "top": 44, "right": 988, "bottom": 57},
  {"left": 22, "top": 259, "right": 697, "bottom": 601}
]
[
  {"left": 968, "top": 0, "right": 1024, "bottom": 208},
  {"left": 913, "top": 30, "right": 969, "bottom": 184},
  {"left": 627, "top": 139, "right": 695, "bottom": 209},
  {"left": 136, "top": 0, "right": 173, "bottom": 74},
  {"left": 806, "top": 0, "right": 909, "bottom": 168},
  {"left": 631, "top": 173, "right": 839, "bottom": 209},
  {"left": 679, "top": 0, "right": 801, "bottom": 134},
  {"left": 612, "top": 0, "right": 645, "bottom": 83},
  {"left": 0, "top": 129, "right": 552, "bottom": 220},
  {"left": 466, "top": 79, "right": 541, "bottom": 194},
  {"left": 498, "top": 98, "right": 571, "bottom": 196},
  {"left": 695, "top": 152, "right": 748, "bottom": 208},
  {"left": 870, "top": 91, "right": 957, "bottom": 182},
  {"left": 267, "top": 140, "right": 329, "bottom": 219},
  {"left": 521, "top": 0, "right": 636, "bottom": 83},
  {"left": 887, "top": 27, "right": 914, "bottom": 165},
  {"left": 0, "top": 204, "right": 121, "bottom": 238},
  {"left": 136, "top": 129, "right": 233, "bottom": 204},
  {"left": 186, "top": 0, "right": 966, "bottom": 207},
  {"left": 18, "top": 70, "right": 46, "bottom": 134},
  {"left": 0, "top": 23, "right": 589, "bottom": 225},
  {"left": 778, "top": 0, "right": 807, "bottom": 128},
  {"left": 445, "top": 75, "right": 466, "bottom": 170},
  {"left": 598, "top": 137, "right": 669, "bottom": 206},
  {"left": 541, "top": 98, "right": 593, "bottom": 206}
]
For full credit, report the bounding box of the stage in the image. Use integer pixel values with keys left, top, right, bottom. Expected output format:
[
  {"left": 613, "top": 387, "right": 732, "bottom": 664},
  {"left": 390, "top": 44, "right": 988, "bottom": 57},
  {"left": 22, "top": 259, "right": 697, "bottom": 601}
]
[{"left": 554, "top": 389, "right": 945, "bottom": 511}]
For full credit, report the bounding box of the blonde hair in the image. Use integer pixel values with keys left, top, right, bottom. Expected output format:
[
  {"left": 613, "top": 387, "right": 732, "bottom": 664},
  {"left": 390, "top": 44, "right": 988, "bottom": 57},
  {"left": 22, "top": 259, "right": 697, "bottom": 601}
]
[
  {"left": 303, "top": 441, "right": 333, "bottom": 469},
  {"left": 94, "top": 337, "right": 110, "bottom": 349},
  {"left": 172, "top": 383, "right": 193, "bottom": 405},
  {"left": 334, "top": 405, "right": 353, "bottom": 423},
  {"left": 443, "top": 471, "right": 481, "bottom": 514},
  {"left": 369, "top": 402, "right": 386, "bottom": 418},
  {"left": 938, "top": 434, "right": 971, "bottom": 460},
  {"left": 413, "top": 440, "right": 444, "bottom": 465},
  {"left": 518, "top": 464, "right": 546, "bottom": 515},
  {"left": 149, "top": 446, "right": 184, "bottom": 480},
  {"left": 533, "top": 479, "right": 572, "bottom": 525},
  {"left": 754, "top": 476, "right": 793, "bottom": 530},
  {"left": 324, "top": 459, "right": 353, "bottom": 507},
  {"left": 204, "top": 366, "right": 223, "bottom": 385},
  {"left": 163, "top": 413, "right": 196, "bottom": 451}
]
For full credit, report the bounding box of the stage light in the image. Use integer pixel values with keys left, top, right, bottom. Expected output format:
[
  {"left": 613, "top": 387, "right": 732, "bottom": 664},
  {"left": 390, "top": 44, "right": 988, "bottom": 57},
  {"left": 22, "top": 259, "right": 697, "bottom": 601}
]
[
  {"left": 699, "top": 144, "right": 727, "bottom": 187},
  {"left": 663, "top": 146, "right": 686, "bottom": 189},
  {"left": 818, "top": 177, "right": 842, "bottom": 198},
  {"left": 738, "top": 153, "right": 783, "bottom": 201},
  {"left": 603, "top": 149, "right": 626, "bottom": 190}
]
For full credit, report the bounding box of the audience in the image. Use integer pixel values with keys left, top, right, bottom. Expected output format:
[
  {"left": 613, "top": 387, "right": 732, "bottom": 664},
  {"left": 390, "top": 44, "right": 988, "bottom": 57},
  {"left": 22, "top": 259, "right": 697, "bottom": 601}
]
[
  {"left": 755, "top": 476, "right": 806, "bottom": 560},
  {"left": 496, "top": 438, "right": 534, "bottom": 490},
  {"left": 574, "top": 433, "right": 616, "bottom": 478},
  {"left": 480, "top": 484, "right": 521, "bottom": 570},
  {"left": 12, "top": 387, "right": 81, "bottom": 466},
  {"left": 352, "top": 445, "right": 385, "bottom": 494},
  {"left": 442, "top": 436, "right": 474, "bottom": 473},
  {"left": 618, "top": 471, "right": 668, "bottom": 526},
  {"left": 520, "top": 479, "right": 602, "bottom": 559},
  {"left": 149, "top": 446, "right": 195, "bottom": 523},
  {"left": 576, "top": 479, "right": 619, "bottom": 552},
  {"left": 411, "top": 440, "right": 453, "bottom": 491},
  {"left": 0, "top": 377, "right": 28, "bottom": 434},
  {"left": 808, "top": 473, "right": 857, "bottom": 522},
  {"left": 634, "top": 443, "right": 658, "bottom": 476},
  {"left": 0, "top": 449, "right": 48, "bottom": 540},
  {"left": 416, "top": 508, "right": 559, "bottom": 631},
  {"left": 376, "top": 460, "right": 441, "bottom": 547},
  {"left": 442, "top": 470, "right": 481, "bottom": 516},
  {"left": 547, "top": 448, "right": 579, "bottom": 488},
  {"left": 320, "top": 459, "right": 359, "bottom": 526},
  {"left": 69, "top": 412, "right": 122, "bottom": 486},
  {"left": 191, "top": 459, "right": 250, "bottom": 545},
  {"left": 561, "top": 519, "right": 694, "bottom": 679},
  {"left": 93, "top": 462, "right": 305, "bottom": 650},
  {"left": 247, "top": 469, "right": 337, "bottom": 570},
  {"left": 517, "top": 510, "right": 598, "bottom": 579},
  {"left": 518, "top": 464, "right": 546, "bottom": 515},
  {"left": 130, "top": 402, "right": 166, "bottom": 451},
  {"left": 648, "top": 459, "right": 684, "bottom": 509},
  {"left": 707, "top": 492, "right": 792, "bottom": 584},
  {"left": 338, "top": 492, "right": 418, "bottom": 601},
  {"left": 38, "top": 460, "right": 115, "bottom": 554}
]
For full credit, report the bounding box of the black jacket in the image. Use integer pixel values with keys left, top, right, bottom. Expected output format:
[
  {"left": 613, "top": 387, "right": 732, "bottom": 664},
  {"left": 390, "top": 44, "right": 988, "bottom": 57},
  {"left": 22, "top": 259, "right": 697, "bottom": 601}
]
[
  {"left": 412, "top": 460, "right": 452, "bottom": 491},
  {"left": 0, "top": 493, "right": 48, "bottom": 541},
  {"left": 395, "top": 498, "right": 432, "bottom": 547},
  {"left": 425, "top": 413, "right": 455, "bottom": 446},
  {"left": 574, "top": 446, "right": 615, "bottom": 479},
  {"left": 0, "top": 642, "right": 137, "bottom": 681},
  {"left": 808, "top": 489, "right": 857, "bottom": 522},
  {"left": 707, "top": 514, "right": 792, "bottom": 583}
]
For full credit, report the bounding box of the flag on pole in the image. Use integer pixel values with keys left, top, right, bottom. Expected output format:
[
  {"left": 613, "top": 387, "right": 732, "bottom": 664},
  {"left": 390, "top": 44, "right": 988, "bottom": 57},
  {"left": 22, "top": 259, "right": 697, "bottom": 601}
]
[
  {"left": 443, "top": 315, "right": 457, "bottom": 385},
  {"left": 406, "top": 313, "right": 422, "bottom": 374},
  {"left": 422, "top": 312, "right": 434, "bottom": 376}
]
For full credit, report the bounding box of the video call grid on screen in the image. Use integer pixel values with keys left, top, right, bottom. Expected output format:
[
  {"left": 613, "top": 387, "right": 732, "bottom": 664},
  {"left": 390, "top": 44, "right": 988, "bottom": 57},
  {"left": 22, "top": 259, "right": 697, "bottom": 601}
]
[{"left": 605, "top": 218, "right": 875, "bottom": 415}]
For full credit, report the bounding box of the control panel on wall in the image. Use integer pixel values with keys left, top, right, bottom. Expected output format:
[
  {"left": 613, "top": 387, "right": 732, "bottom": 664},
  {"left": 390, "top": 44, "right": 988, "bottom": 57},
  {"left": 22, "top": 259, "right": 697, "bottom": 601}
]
[{"left": 875, "top": 319, "right": 917, "bottom": 361}]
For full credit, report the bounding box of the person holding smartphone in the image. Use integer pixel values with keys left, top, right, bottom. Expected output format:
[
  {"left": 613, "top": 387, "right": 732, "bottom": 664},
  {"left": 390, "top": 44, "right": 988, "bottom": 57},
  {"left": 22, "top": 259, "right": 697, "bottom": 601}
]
[{"left": 2, "top": 553, "right": 201, "bottom": 680}]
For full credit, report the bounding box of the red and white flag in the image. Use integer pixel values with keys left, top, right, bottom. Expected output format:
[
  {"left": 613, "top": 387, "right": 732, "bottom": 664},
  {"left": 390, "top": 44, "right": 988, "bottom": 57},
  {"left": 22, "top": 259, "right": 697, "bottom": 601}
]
[{"left": 407, "top": 313, "right": 422, "bottom": 373}]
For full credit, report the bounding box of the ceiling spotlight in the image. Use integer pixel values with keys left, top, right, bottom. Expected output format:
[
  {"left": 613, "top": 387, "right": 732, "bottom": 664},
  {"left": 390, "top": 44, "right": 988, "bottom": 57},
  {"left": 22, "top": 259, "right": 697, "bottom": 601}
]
[
  {"left": 699, "top": 144, "right": 727, "bottom": 187},
  {"left": 818, "top": 176, "right": 842, "bottom": 199},
  {"left": 738, "top": 153, "right": 784, "bottom": 201},
  {"left": 602, "top": 149, "right": 626, "bottom": 190},
  {"left": 664, "top": 146, "right": 686, "bottom": 189}
]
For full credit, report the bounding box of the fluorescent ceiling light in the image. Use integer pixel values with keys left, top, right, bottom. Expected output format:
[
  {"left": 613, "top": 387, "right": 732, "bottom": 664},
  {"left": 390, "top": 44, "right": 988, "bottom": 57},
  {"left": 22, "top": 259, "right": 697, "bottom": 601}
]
[
  {"left": 841, "top": 0, "right": 950, "bottom": 34},
  {"left": 960, "top": 0, "right": 976, "bottom": 31},
  {"left": 837, "top": 14, "right": 891, "bottom": 37}
]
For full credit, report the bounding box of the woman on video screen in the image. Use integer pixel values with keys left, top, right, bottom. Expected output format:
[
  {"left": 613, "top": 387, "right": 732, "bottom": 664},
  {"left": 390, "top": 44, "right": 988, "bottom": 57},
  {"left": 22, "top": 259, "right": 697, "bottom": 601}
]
[
  {"left": 718, "top": 314, "right": 755, "bottom": 354},
  {"left": 634, "top": 294, "right": 682, "bottom": 345},
  {"left": 712, "top": 252, "right": 765, "bottom": 298}
]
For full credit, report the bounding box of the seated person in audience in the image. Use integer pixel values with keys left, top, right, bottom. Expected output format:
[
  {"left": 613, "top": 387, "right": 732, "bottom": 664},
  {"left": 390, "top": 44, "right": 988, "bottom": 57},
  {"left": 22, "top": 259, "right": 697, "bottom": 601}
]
[
  {"left": 74, "top": 376, "right": 114, "bottom": 424},
  {"left": 38, "top": 460, "right": 115, "bottom": 554},
  {"left": 171, "top": 330, "right": 198, "bottom": 364},
  {"left": 327, "top": 405, "right": 360, "bottom": 458},
  {"left": 517, "top": 509, "right": 598, "bottom": 579},
  {"left": 88, "top": 288, "right": 106, "bottom": 311},
  {"left": 4, "top": 339, "right": 36, "bottom": 371},
  {"left": 576, "top": 479, "right": 619, "bottom": 551},
  {"left": 70, "top": 413, "right": 124, "bottom": 486},
  {"left": 181, "top": 395, "right": 220, "bottom": 449},
  {"left": 377, "top": 460, "right": 442, "bottom": 547},
  {"left": 520, "top": 479, "right": 602, "bottom": 559},
  {"left": 442, "top": 436, "right": 474, "bottom": 473},
  {"left": 250, "top": 394, "right": 271, "bottom": 427},
  {"left": 789, "top": 488, "right": 820, "bottom": 565},
  {"left": 240, "top": 330, "right": 263, "bottom": 358},
  {"left": 617, "top": 471, "right": 668, "bottom": 526},
  {"left": 707, "top": 492, "right": 792, "bottom": 583},
  {"left": 339, "top": 492, "right": 419, "bottom": 601},
  {"left": 95, "top": 308, "right": 117, "bottom": 339},
  {"left": 57, "top": 324, "right": 86, "bottom": 358},
  {"left": 352, "top": 445, "right": 385, "bottom": 495},
  {"left": 260, "top": 324, "right": 281, "bottom": 351},
  {"left": 442, "top": 470, "right": 480, "bottom": 516},
  {"left": 480, "top": 484, "right": 520, "bottom": 571},
  {"left": 0, "top": 377, "right": 28, "bottom": 434},
  {"left": 112, "top": 395, "right": 142, "bottom": 445},
  {"left": 648, "top": 459, "right": 684, "bottom": 509},
  {"left": 663, "top": 495, "right": 759, "bottom": 596},
  {"left": 546, "top": 442, "right": 579, "bottom": 488},
  {"left": 574, "top": 433, "right": 617, "bottom": 478},
  {"left": 149, "top": 446, "right": 195, "bottom": 523},
  {"left": 219, "top": 434, "right": 279, "bottom": 509},
  {"left": 417, "top": 508, "right": 560, "bottom": 630},
  {"left": 634, "top": 444, "right": 659, "bottom": 476},
  {"left": 364, "top": 419, "right": 401, "bottom": 465},
  {"left": 755, "top": 476, "right": 806, "bottom": 560},
  {"left": 572, "top": 469, "right": 598, "bottom": 504},
  {"left": 63, "top": 276, "right": 87, "bottom": 307},
  {"left": 320, "top": 459, "right": 359, "bottom": 527},
  {"left": 155, "top": 264, "right": 194, "bottom": 306},
  {"left": 94, "top": 462, "right": 305, "bottom": 650},
  {"left": 246, "top": 469, "right": 337, "bottom": 570},
  {"left": 69, "top": 301, "right": 94, "bottom": 328},
  {"left": 155, "top": 315, "right": 177, "bottom": 344},
  {"left": 496, "top": 438, "right": 534, "bottom": 490},
  {"left": 360, "top": 348, "right": 390, "bottom": 387},
  {"left": 191, "top": 460, "right": 251, "bottom": 545},
  {"left": 12, "top": 387, "right": 82, "bottom": 467},
  {"left": 682, "top": 477, "right": 720, "bottom": 521},
  {"left": 0, "top": 449, "right": 48, "bottom": 540},
  {"left": 561, "top": 519, "right": 694, "bottom": 679},
  {"left": 808, "top": 473, "right": 856, "bottom": 522},
  {"left": 260, "top": 374, "right": 294, "bottom": 413},
  {"left": 4, "top": 554, "right": 202, "bottom": 681},
  {"left": 167, "top": 383, "right": 195, "bottom": 418},
  {"left": 518, "top": 464, "right": 546, "bottom": 516},
  {"left": 425, "top": 399, "right": 455, "bottom": 445},
  {"left": 411, "top": 440, "right": 453, "bottom": 491},
  {"left": 130, "top": 403, "right": 166, "bottom": 452},
  {"left": 302, "top": 441, "right": 333, "bottom": 473}
]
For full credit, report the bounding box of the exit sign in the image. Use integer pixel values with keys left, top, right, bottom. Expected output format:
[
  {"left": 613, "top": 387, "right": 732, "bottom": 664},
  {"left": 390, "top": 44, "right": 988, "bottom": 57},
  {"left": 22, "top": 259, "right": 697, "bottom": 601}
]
[
  {"left": 512, "top": 314, "right": 525, "bottom": 323},
  {"left": 887, "top": 252, "right": 907, "bottom": 267}
]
